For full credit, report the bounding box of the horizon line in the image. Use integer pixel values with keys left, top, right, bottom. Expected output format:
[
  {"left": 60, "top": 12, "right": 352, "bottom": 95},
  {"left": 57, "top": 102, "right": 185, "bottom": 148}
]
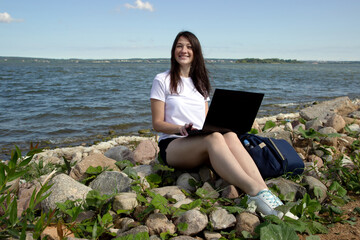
[{"left": 1, "top": 56, "right": 360, "bottom": 62}]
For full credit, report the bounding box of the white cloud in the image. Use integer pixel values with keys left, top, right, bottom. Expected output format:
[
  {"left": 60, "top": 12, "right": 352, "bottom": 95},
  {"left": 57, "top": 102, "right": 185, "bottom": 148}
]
[
  {"left": 0, "top": 12, "right": 22, "bottom": 23},
  {"left": 125, "top": 0, "right": 154, "bottom": 12}
]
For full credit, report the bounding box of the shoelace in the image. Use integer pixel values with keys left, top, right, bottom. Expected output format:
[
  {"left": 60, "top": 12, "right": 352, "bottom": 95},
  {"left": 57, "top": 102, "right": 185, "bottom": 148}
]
[{"left": 258, "top": 190, "right": 281, "bottom": 208}]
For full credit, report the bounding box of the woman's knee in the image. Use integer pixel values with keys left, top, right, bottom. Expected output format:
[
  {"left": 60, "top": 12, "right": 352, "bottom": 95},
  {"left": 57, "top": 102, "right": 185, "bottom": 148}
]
[
  {"left": 204, "top": 132, "right": 226, "bottom": 146},
  {"left": 223, "top": 132, "right": 244, "bottom": 150}
]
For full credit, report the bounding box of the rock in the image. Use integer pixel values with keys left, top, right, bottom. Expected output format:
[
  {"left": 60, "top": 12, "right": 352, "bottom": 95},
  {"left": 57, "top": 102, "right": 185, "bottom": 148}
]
[
  {"left": 201, "top": 182, "right": 220, "bottom": 199},
  {"left": 293, "top": 123, "right": 306, "bottom": 133},
  {"left": 116, "top": 225, "right": 149, "bottom": 238},
  {"left": 318, "top": 127, "right": 338, "bottom": 146},
  {"left": 133, "top": 140, "right": 158, "bottom": 165},
  {"left": 113, "top": 192, "right": 138, "bottom": 211},
  {"left": 94, "top": 141, "right": 113, "bottom": 152},
  {"left": 258, "top": 130, "right": 293, "bottom": 146},
  {"left": 199, "top": 166, "right": 216, "bottom": 183},
  {"left": 301, "top": 176, "right": 327, "bottom": 203},
  {"left": 235, "top": 212, "right": 260, "bottom": 236},
  {"left": 305, "top": 119, "right": 323, "bottom": 131},
  {"left": 17, "top": 181, "right": 41, "bottom": 217},
  {"left": 252, "top": 120, "right": 262, "bottom": 133},
  {"left": 209, "top": 207, "right": 236, "bottom": 230},
  {"left": 133, "top": 164, "right": 156, "bottom": 178},
  {"left": 170, "top": 236, "right": 197, "bottom": 240},
  {"left": 307, "top": 155, "right": 324, "bottom": 168},
  {"left": 204, "top": 231, "right": 222, "bottom": 240},
  {"left": 348, "top": 110, "right": 360, "bottom": 119},
  {"left": 89, "top": 171, "right": 133, "bottom": 196},
  {"left": 221, "top": 185, "right": 239, "bottom": 199},
  {"left": 69, "top": 153, "right": 120, "bottom": 181},
  {"left": 41, "top": 225, "right": 75, "bottom": 240},
  {"left": 104, "top": 145, "right": 135, "bottom": 163},
  {"left": 145, "top": 213, "right": 176, "bottom": 235},
  {"left": 300, "top": 96, "right": 358, "bottom": 121},
  {"left": 175, "top": 209, "right": 208, "bottom": 236},
  {"left": 284, "top": 122, "right": 293, "bottom": 132},
  {"left": 347, "top": 123, "right": 360, "bottom": 132},
  {"left": 173, "top": 198, "right": 193, "bottom": 208},
  {"left": 324, "top": 113, "right": 346, "bottom": 132},
  {"left": 266, "top": 178, "right": 306, "bottom": 201},
  {"left": 41, "top": 174, "right": 92, "bottom": 213},
  {"left": 176, "top": 173, "right": 197, "bottom": 193},
  {"left": 151, "top": 186, "right": 186, "bottom": 202},
  {"left": 113, "top": 217, "right": 135, "bottom": 233}
]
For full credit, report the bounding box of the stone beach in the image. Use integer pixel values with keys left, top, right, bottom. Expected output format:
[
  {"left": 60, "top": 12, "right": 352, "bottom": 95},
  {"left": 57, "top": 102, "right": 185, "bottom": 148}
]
[{"left": 4, "top": 96, "right": 360, "bottom": 239}]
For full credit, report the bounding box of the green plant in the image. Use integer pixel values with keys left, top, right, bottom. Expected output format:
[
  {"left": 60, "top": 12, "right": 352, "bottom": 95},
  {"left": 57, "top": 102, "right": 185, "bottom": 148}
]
[
  {"left": 0, "top": 146, "right": 56, "bottom": 239},
  {"left": 81, "top": 165, "right": 107, "bottom": 185},
  {"left": 297, "top": 127, "right": 341, "bottom": 141},
  {"left": 262, "top": 120, "right": 276, "bottom": 131},
  {"left": 56, "top": 190, "right": 116, "bottom": 239}
]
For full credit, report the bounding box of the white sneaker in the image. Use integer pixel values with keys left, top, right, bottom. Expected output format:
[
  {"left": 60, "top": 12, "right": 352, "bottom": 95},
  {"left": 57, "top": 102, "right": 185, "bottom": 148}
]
[{"left": 247, "top": 189, "right": 298, "bottom": 220}]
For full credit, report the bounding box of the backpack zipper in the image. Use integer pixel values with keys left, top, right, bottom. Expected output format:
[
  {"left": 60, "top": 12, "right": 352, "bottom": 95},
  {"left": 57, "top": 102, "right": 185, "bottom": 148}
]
[{"left": 268, "top": 138, "right": 285, "bottom": 161}]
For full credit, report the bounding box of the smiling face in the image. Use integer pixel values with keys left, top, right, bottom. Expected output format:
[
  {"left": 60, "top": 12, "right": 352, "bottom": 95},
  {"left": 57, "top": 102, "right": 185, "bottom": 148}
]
[{"left": 174, "top": 36, "right": 194, "bottom": 68}]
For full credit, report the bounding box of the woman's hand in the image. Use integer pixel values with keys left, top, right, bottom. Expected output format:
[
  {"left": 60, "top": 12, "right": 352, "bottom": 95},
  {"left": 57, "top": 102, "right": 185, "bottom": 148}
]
[{"left": 179, "top": 123, "right": 193, "bottom": 136}]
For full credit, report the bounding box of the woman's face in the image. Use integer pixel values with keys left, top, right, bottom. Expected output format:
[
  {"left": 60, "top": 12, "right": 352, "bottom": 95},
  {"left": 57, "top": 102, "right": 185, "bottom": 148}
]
[{"left": 174, "top": 36, "right": 194, "bottom": 67}]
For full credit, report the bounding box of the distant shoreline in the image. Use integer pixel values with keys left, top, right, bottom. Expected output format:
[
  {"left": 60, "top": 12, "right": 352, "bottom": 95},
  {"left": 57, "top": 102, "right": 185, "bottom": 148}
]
[{"left": 1, "top": 56, "right": 360, "bottom": 64}]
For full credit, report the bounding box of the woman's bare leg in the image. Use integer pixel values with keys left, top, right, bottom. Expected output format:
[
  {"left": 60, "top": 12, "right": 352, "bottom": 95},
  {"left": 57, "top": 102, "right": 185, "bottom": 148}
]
[
  {"left": 165, "top": 132, "right": 266, "bottom": 196},
  {"left": 222, "top": 132, "right": 266, "bottom": 187}
]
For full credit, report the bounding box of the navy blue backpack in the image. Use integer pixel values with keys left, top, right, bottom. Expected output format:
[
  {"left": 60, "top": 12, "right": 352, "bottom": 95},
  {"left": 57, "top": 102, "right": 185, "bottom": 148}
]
[{"left": 238, "top": 134, "right": 305, "bottom": 179}]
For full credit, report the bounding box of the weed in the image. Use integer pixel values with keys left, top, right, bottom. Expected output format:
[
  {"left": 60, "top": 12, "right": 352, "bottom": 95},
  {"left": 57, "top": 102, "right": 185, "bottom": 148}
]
[{"left": 0, "top": 146, "right": 55, "bottom": 238}]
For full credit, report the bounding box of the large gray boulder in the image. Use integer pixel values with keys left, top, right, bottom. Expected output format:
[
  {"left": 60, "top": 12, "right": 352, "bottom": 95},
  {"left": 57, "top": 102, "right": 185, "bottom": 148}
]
[
  {"left": 41, "top": 174, "right": 92, "bottom": 212},
  {"left": 89, "top": 171, "right": 133, "bottom": 196},
  {"left": 300, "top": 96, "right": 357, "bottom": 121}
]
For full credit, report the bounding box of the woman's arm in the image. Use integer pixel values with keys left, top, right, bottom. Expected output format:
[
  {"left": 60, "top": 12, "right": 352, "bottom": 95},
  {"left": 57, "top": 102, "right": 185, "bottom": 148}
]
[
  {"left": 151, "top": 98, "right": 183, "bottom": 134},
  {"left": 205, "top": 101, "right": 209, "bottom": 116}
]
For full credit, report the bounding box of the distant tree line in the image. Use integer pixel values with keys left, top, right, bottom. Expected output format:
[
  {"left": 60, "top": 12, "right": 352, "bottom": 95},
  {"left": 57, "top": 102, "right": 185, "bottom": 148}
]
[{"left": 235, "top": 58, "right": 303, "bottom": 64}]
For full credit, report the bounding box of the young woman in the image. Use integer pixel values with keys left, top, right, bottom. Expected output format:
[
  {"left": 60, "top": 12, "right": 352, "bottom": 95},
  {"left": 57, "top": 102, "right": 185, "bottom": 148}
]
[{"left": 150, "top": 31, "right": 296, "bottom": 219}]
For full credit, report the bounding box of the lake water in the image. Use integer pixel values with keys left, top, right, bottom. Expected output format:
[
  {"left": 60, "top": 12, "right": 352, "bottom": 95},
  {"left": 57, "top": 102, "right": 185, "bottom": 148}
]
[{"left": 1, "top": 58, "right": 359, "bottom": 159}]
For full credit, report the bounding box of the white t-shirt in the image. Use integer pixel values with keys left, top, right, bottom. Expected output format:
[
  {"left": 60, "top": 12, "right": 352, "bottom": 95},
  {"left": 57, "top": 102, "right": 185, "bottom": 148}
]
[{"left": 150, "top": 70, "right": 209, "bottom": 141}]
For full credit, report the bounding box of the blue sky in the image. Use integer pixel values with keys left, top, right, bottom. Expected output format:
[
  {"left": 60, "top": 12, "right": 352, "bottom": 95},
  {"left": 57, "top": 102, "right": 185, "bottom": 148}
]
[{"left": 1, "top": 0, "right": 359, "bottom": 60}]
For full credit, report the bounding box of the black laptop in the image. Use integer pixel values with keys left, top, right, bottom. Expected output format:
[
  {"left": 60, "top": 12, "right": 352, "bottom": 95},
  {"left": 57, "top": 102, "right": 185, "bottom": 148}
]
[{"left": 187, "top": 88, "right": 264, "bottom": 136}]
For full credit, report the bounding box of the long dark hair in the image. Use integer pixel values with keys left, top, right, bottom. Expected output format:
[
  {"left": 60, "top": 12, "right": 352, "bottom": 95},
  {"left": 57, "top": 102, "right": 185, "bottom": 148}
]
[{"left": 170, "top": 31, "right": 211, "bottom": 98}]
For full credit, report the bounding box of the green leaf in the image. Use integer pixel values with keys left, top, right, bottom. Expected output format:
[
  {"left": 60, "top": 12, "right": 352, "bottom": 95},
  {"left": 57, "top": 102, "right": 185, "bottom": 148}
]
[
  {"left": 115, "top": 160, "right": 134, "bottom": 170},
  {"left": 354, "top": 207, "right": 360, "bottom": 215},
  {"left": 260, "top": 223, "right": 299, "bottom": 240},
  {"left": 123, "top": 167, "right": 139, "bottom": 180},
  {"left": 17, "top": 156, "right": 33, "bottom": 168},
  {"left": 329, "top": 205, "right": 342, "bottom": 215},
  {"left": 195, "top": 188, "right": 209, "bottom": 198},
  {"left": 7, "top": 169, "right": 28, "bottom": 182},
  {"left": 0, "top": 163, "right": 6, "bottom": 187},
  {"left": 249, "top": 128, "right": 259, "bottom": 134},
  {"left": 180, "top": 199, "right": 202, "bottom": 210},
  {"left": 101, "top": 212, "right": 113, "bottom": 226},
  {"left": 263, "top": 120, "right": 276, "bottom": 131},
  {"left": 134, "top": 232, "right": 150, "bottom": 240},
  {"left": 306, "top": 235, "right": 321, "bottom": 240},
  {"left": 177, "top": 222, "right": 188, "bottom": 231},
  {"left": 146, "top": 174, "right": 162, "bottom": 185},
  {"left": 92, "top": 221, "right": 98, "bottom": 240},
  {"left": 152, "top": 163, "right": 174, "bottom": 172},
  {"left": 313, "top": 186, "right": 324, "bottom": 200},
  {"left": 9, "top": 197, "right": 18, "bottom": 226},
  {"left": 221, "top": 205, "right": 245, "bottom": 214},
  {"left": 329, "top": 181, "right": 347, "bottom": 197},
  {"left": 86, "top": 165, "right": 103, "bottom": 175},
  {"left": 9, "top": 146, "right": 22, "bottom": 169},
  {"left": 151, "top": 194, "right": 170, "bottom": 215},
  {"left": 306, "top": 221, "right": 328, "bottom": 235}
]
